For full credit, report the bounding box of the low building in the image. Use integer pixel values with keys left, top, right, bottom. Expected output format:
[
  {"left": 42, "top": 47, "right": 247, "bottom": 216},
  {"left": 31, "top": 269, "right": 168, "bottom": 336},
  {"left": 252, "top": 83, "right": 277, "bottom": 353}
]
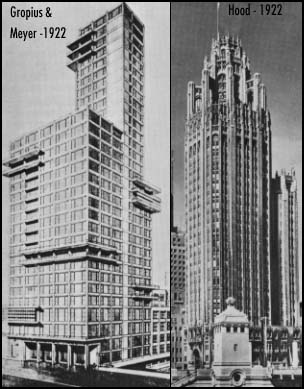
[
  {"left": 184, "top": 298, "right": 302, "bottom": 387},
  {"left": 211, "top": 297, "right": 273, "bottom": 387},
  {"left": 171, "top": 305, "right": 188, "bottom": 371},
  {"left": 151, "top": 289, "right": 170, "bottom": 356}
]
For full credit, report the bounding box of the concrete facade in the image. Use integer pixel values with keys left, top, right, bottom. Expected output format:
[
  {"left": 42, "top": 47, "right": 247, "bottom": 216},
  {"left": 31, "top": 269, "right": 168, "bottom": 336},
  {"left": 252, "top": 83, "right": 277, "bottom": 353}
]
[
  {"left": 151, "top": 289, "right": 170, "bottom": 357},
  {"left": 3, "top": 3, "right": 161, "bottom": 369}
]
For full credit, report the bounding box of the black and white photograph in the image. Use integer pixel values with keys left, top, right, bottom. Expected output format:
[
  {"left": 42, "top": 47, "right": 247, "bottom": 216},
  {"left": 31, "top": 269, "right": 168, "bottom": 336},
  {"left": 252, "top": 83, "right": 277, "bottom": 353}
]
[
  {"left": 171, "top": 2, "right": 302, "bottom": 387},
  {"left": 2, "top": 2, "right": 170, "bottom": 387},
  {"left": 1, "top": 1, "right": 302, "bottom": 388}
]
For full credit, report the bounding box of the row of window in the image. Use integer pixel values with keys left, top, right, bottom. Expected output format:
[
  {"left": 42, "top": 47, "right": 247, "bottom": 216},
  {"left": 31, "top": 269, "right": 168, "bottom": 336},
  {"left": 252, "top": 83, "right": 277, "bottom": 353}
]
[{"left": 10, "top": 111, "right": 88, "bottom": 153}]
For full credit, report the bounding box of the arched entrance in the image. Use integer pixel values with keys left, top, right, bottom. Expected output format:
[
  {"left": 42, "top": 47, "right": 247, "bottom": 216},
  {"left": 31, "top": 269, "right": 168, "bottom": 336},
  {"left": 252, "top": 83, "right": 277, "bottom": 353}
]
[{"left": 193, "top": 349, "right": 201, "bottom": 369}]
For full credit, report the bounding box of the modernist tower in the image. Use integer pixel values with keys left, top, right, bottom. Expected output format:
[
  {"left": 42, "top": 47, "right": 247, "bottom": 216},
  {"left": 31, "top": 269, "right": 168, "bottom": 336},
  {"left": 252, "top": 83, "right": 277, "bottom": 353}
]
[
  {"left": 3, "top": 3, "right": 161, "bottom": 368},
  {"left": 185, "top": 36, "right": 272, "bottom": 329},
  {"left": 271, "top": 170, "right": 299, "bottom": 327}
]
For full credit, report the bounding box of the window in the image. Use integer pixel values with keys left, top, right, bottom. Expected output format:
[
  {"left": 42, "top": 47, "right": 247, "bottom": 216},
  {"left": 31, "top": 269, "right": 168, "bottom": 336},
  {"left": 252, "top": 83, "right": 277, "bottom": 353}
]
[
  {"left": 88, "top": 295, "right": 99, "bottom": 305},
  {"left": 89, "top": 209, "right": 98, "bottom": 221},
  {"left": 101, "top": 130, "right": 111, "bottom": 143},
  {"left": 89, "top": 222, "right": 99, "bottom": 234},
  {"left": 88, "top": 308, "right": 99, "bottom": 322},
  {"left": 101, "top": 154, "right": 111, "bottom": 167},
  {"left": 89, "top": 197, "right": 99, "bottom": 209},
  {"left": 89, "top": 135, "right": 100, "bottom": 149},
  {"left": 89, "top": 185, "right": 99, "bottom": 197},
  {"left": 89, "top": 159, "right": 99, "bottom": 173},
  {"left": 89, "top": 172, "right": 99, "bottom": 186},
  {"left": 89, "top": 148, "right": 100, "bottom": 161},
  {"left": 71, "top": 222, "right": 84, "bottom": 233}
]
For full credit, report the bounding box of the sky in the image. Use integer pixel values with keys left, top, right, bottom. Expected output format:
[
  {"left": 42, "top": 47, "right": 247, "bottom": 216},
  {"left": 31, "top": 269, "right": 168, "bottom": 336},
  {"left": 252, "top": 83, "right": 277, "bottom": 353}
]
[
  {"left": 2, "top": 2, "right": 170, "bottom": 302},
  {"left": 171, "top": 2, "right": 302, "bottom": 291}
]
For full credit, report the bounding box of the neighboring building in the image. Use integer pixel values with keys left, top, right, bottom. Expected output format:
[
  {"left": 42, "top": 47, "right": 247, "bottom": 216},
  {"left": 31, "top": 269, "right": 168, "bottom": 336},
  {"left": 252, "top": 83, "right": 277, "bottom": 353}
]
[
  {"left": 2, "top": 305, "right": 9, "bottom": 359},
  {"left": 185, "top": 35, "right": 272, "bottom": 334},
  {"left": 171, "top": 151, "right": 176, "bottom": 232},
  {"left": 250, "top": 324, "right": 302, "bottom": 368},
  {"left": 171, "top": 151, "right": 187, "bottom": 371},
  {"left": 271, "top": 169, "right": 299, "bottom": 327},
  {"left": 187, "top": 298, "right": 274, "bottom": 387},
  {"left": 212, "top": 298, "right": 273, "bottom": 387},
  {"left": 185, "top": 298, "right": 302, "bottom": 387},
  {"left": 151, "top": 288, "right": 169, "bottom": 308},
  {"left": 2, "top": 3, "right": 162, "bottom": 368},
  {"left": 151, "top": 289, "right": 170, "bottom": 356},
  {"left": 171, "top": 306, "right": 188, "bottom": 371},
  {"left": 170, "top": 150, "right": 185, "bottom": 308},
  {"left": 171, "top": 229, "right": 186, "bottom": 307}
]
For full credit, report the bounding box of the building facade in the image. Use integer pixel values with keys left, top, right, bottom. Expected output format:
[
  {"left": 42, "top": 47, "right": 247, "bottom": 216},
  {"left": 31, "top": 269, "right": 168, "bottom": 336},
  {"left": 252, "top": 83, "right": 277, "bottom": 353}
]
[
  {"left": 3, "top": 3, "right": 161, "bottom": 368},
  {"left": 185, "top": 35, "right": 272, "bottom": 331},
  {"left": 271, "top": 170, "right": 299, "bottom": 327},
  {"left": 186, "top": 299, "right": 302, "bottom": 383},
  {"left": 171, "top": 229, "right": 186, "bottom": 307},
  {"left": 186, "top": 298, "right": 302, "bottom": 387},
  {"left": 150, "top": 289, "right": 170, "bottom": 356},
  {"left": 171, "top": 306, "right": 188, "bottom": 371}
]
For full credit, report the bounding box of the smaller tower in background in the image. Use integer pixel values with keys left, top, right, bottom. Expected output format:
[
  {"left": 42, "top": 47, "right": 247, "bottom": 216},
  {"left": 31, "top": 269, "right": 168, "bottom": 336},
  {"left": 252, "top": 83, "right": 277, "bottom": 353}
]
[{"left": 271, "top": 169, "right": 299, "bottom": 327}]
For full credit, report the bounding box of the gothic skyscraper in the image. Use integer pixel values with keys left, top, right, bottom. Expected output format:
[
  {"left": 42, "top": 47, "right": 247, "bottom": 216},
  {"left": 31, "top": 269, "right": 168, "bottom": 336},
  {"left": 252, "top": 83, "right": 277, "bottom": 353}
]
[{"left": 185, "top": 35, "right": 272, "bottom": 328}]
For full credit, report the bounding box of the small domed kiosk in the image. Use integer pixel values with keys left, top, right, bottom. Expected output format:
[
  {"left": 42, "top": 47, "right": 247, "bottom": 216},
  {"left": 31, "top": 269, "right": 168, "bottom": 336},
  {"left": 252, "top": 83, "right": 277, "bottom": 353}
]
[{"left": 211, "top": 297, "right": 273, "bottom": 387}]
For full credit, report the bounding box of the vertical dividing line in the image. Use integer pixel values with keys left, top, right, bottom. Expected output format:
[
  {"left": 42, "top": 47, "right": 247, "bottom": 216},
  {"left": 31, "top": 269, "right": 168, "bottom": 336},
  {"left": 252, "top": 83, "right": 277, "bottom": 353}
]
[
  {"left": 217, "top": 2, "right": 220, "bottom": 40},
  {"left": 169, "top": 1, "right": 172, "bottom": 384}
]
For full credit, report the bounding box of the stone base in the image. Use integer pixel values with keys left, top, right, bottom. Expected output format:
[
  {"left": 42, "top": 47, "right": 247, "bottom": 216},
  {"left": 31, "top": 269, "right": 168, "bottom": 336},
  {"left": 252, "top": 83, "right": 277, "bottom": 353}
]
[
  {"left": 211, "top": 380, "right": 274, "bottom": 387},
  {"left": 212, "top": 365, "right": 274, "bottom": 387}
]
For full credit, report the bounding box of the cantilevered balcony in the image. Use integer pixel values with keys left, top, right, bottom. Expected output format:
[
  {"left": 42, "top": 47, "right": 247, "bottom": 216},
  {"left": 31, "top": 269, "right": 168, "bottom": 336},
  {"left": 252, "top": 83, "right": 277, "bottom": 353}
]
[
  {"left": 22, "top": 243, "right": 121, "bottom": 267},
  {"left": 131, "top": 178, "right": 161, "bottom": 213},
  {"left": 25, "top": 224, "right": 39, "bottom": 235},
  {"left": 132, "top": 190, "right": 161, "bottom": 213},
  {"left": 67, "top": 48, "right": 98, "bottom": 71},
  {"left": 67, "top": 38, "right": 96, "bottom": 61},
  {"left": 25, "top": 212, "right": 39, "bottom": 224},
  {"left": 8, "top": 307, "right": 42, "bottom": 324},
  {"left": 25, "top": 233, "right": 39, "bottom": 246},
  {"left": 132, "top": 294, "right": 157, "bottom": 302},
  {"left": 3, "top": 159, "right": 44, "bottom": 178},
  {"left": 131, "top": 283, "right": 159, "bottom": 292},
  {"left": 3, "top": 148, "right": 44, "bottom": 168},
  {"left": 22, "top": 254, "right": 120, "bottom": 267},
  {"left": 25, "top": 190, "right": 39, "bottom": 203},
  {"left": 132, "top": 178, "right": 161, "bottom": 195},
  {"left": 25, "top": 178, "right": 39, "bottom": 192},
  {"left": 25, "top": 200, "right": 39, "bottom": 213},
  {"left": 67, "top": 29, "right": 97, "bottom": 72},
  {"left": 67, "top": 28, "right": 95, "bottom": 51}
]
